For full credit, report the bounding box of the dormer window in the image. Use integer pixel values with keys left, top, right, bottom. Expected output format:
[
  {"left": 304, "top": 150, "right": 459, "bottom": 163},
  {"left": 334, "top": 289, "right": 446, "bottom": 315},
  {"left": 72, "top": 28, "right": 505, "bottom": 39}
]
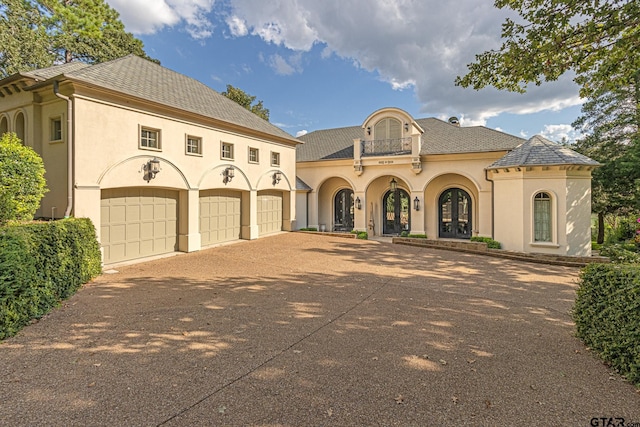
[{"left": 374, "top": 117, "right": 402, "bottom": 140}]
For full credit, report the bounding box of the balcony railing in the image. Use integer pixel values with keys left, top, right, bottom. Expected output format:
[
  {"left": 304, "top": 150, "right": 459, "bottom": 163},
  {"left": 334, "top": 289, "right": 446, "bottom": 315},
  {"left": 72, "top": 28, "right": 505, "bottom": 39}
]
[{"left": 361, "top": 137, "right": 412, "bottom": 156}]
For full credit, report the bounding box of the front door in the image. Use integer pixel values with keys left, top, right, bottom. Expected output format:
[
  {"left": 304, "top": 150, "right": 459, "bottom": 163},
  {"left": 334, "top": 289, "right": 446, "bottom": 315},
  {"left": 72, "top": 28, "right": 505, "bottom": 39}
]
[
  {"left": 439, "top": 188, "right": 472, "bottom": 239},
  {"left": 383, "top": 189, "right": 410, "bottom": 235},
  {"left": 334, "top": 189, "right": 354, "bottom": 231}
]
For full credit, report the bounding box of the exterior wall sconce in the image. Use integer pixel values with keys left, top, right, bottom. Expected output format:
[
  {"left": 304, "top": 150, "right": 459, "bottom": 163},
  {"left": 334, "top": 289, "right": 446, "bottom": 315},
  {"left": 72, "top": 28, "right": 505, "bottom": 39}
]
[
  {"left": 223, "top": 166, "right": 234, "bottom": 184},
  {"left": 355, "top": 197, "right": 362, "bottom": 210},
  {"left": 142, "top": 157, "right": 160, "bottom": 182},
  {"left": 366, "top": 126, "right": 371, "bottom": 135},
  {"left": 389, "top": 177, "right": 398, "bottom": 191},
  {"left": 404, "top": 122, "right": 409, "bottom": 132},
  {"left": 414, "top": 196, "right": 420, "bottom": 211},
  {"left": 272, "top": 171, "right": 282, "bottom": 185}
]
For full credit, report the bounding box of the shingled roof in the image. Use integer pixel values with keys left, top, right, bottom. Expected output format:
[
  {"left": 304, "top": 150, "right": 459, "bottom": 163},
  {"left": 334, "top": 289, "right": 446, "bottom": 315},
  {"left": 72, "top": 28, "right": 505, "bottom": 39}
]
[
  {"left": 487, "top": 135, "right": 600, "bottom": 169},
  {"left": 21, "top": 55, "right": 298, "bottom": 144},
  {"left": 297, "top": 117, "right": 525, "bottom": 161}
]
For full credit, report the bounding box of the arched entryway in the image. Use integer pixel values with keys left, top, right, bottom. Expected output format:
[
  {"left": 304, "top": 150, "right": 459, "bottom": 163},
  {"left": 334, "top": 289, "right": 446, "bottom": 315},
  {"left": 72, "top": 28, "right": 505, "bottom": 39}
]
[
  {"left": 334, "top": 188, "right": 354, "bottom": 231},
  {"left": 439, "top": 188, "right": 472, "bottom": 239},
  {"left": 383, "top": 188, "right": 410, "bottom": 235}
]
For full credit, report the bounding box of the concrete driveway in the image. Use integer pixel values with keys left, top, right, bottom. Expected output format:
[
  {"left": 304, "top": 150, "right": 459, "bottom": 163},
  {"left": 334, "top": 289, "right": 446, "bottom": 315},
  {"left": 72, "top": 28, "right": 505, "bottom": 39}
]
[{"left": 1, "top": 233, "right": 639, "bottom": 426}]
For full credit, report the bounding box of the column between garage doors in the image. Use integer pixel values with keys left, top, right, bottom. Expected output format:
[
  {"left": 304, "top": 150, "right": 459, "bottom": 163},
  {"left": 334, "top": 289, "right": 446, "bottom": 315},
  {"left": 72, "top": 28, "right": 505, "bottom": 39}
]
[
  {"left": 241, "top": 190, "right": 259, "bottom": 240},
  {"left": 178, "top": 189, "right": 201, "bottom": 252}
]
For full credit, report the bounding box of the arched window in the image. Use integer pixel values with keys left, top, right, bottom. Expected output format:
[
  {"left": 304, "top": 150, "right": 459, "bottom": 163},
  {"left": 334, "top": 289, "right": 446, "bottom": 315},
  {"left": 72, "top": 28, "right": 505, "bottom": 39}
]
[
  {"left": 374, "top": 117, "right": 401, "bottom": 140},
  {"left": 0, "top": 115, "right": 8, "bottom": 136},
  {"left": 14, "top": 111, "right": 25, "bottom": 144},
  {"left": 533, "top": 192, "right": 552, "bottom": 242}
]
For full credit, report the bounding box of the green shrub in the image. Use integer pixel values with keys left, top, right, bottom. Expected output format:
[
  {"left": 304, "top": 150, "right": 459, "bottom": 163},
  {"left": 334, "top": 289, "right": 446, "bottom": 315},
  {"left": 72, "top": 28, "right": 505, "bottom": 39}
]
[
  {"left": 356, "top": 231, "right": 368, "bottom": 240},
  {"left": 0, "top": 218, "right": 102, "bottom": 339},
  {"left": 299, "top": 227, "right": 318, "bottom": 231},
  {"left": 470, "top": 236, "right": 501, "bottom": 249},
  {"left": 408, "top": 234, "right": 427, "bottom": 239},
  {"left": 400, "top": 231, "right": 409, "bottom": 237},
  {"left": 573, "top": 263, "right": 640, "bottom": 387},
  {"left": 0, "top": 133, "right": 48, "bottom": 225},
  {"left": 599, "top": 244, "right": 640, "bottom": 264}
]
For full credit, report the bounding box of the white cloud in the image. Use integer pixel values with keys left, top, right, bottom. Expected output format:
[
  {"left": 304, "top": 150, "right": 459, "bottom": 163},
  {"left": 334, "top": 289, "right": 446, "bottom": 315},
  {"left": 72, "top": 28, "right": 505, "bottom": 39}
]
[
  {"left": 226, "top": 15, "right": 248, "bottom": 36},
  {"left": 106, "top": 0, "right": 214, "bottom": 39},
  {"left": 224, "top": 0, "right": 583, "bottom": 124},
  {"left": 266, "top": 53, "right": 303, "bottom": 75},
  {"left": 539, "top": 124, "right": 583, "bottom": 143},
  {"left": 296, "top": 130, "right": 308, "bottom": 137}
]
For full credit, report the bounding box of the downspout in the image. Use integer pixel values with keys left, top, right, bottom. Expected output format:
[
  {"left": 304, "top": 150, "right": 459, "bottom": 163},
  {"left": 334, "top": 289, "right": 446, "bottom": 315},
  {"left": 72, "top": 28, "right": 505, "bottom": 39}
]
[
  {"left": 484, "top": 169, "right": 494, "bottom": 239},
  {"left": 53, "top": 81, "right": 73, "bottom": 218}
]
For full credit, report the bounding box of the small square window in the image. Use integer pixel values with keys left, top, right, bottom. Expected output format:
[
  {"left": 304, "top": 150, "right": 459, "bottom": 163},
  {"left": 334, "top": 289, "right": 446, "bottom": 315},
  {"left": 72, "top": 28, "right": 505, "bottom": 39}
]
[
  {"left": 249, "top": 147, "right": 259, "bottom": 163},
  {"left": 140, "top": 127, "right": 161, "bottom": 150},
  {"left": 186, "top": 136, "right": 202, "bottom": 155},
  {"left": 221, "top": 142, "right": 234, "bottom": 160},
  {"left": 50, "top": 117, "right": 62, "bottom": 141},
  {"left": 271, "top": 151, "right": 280, "bottom": 166}
]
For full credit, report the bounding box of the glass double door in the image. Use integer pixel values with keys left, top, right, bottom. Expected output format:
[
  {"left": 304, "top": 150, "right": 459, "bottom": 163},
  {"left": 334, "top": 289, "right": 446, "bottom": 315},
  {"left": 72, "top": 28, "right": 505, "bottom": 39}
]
[
  {"left": 439, "top": 188, "right": 472, "bottom": 239},
  {"left": 383, "top": 189, "right": 410, "bottom": 235}
]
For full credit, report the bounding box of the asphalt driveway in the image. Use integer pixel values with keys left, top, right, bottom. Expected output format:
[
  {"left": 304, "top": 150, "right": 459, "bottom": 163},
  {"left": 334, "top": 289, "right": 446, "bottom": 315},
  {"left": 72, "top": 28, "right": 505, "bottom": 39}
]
[{"left": 1, "top": 233, "right": 639, "bottom": 426}]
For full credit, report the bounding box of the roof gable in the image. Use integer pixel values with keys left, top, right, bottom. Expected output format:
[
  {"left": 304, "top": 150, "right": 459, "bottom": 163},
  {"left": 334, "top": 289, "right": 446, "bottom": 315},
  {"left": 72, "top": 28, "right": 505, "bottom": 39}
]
[
  {"left": 26, "top": 55, "right": 298, "bottom": 144},
  {"left": 488, "top": 135, "right": 600, "bottom": 169},
  {"left": 296, "top": 117, "right": 524, "bottom": 161}
]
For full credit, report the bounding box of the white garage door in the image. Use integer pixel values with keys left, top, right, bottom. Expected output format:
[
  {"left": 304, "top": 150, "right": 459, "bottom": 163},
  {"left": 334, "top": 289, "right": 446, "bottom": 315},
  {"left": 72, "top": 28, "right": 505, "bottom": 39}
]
[
  {"left": 101, "top": 188, "right": 178, "bottom": 264},
  {"left": 200, "top": 190, "right": 241, "bottom": 246},
  {"left": 257, "top": 191, "right": 282, "bottom": 235}
]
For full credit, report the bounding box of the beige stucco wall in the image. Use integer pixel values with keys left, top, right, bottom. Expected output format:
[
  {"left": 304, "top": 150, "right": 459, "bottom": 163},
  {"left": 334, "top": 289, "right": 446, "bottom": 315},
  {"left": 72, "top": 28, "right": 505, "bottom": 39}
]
[
  {"left": 490, "top": 167, "right": 592, "bottom": 256},
  {"left": 1, "top": 80, "right": 298, "bottom": 261},
  {"left": 297, "top": 151, "right": 503, "bottom": 238}
]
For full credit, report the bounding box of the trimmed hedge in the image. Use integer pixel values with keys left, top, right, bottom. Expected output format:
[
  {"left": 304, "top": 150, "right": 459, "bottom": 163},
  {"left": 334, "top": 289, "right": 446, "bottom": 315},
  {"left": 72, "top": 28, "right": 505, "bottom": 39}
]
[
  {"left": 356, "top": 231, "right": 368, "bottom": 240},
  {"left": 470, "top": 236, "right": 502, "bottom": 249},
  {"left": 0, "top": 218, "right": 102, "bottom": 339},
  {"left": 573, "top": 263, "right": 640, "bottom": 386}
]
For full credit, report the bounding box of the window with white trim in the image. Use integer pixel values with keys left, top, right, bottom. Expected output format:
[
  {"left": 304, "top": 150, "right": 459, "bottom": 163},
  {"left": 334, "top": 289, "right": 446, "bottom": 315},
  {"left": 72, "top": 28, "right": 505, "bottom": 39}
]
[
  {"left": 221, "top": 142, "right": 234, "bottom": 160},
  {"left": 140, "top": 127, "right": 161, "bottom": 150},
  {"left": 533, "top": 192, "right": 552, "bottom": 242},
  {"left": 249, "top": 147, "right": 259, "bottom": 163},
  {"left": 271, "top": 151, "right": 280, "bottom": 166},
  {"left": 186, "top": 135, "right": 202, "bottom": 155}
]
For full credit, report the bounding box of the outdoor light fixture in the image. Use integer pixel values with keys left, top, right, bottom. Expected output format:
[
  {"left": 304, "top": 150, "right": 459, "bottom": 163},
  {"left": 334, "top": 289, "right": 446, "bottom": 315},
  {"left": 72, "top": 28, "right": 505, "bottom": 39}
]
[
  {"left": 414, "top": 196, "right": 420, "bottom": 211},
  {"left": 404, "top": 122, "right": 409, "bottom": 132},
  {"left": 223, "top": 166, "right": 234, "bottom": 184},
  {"left": 366, "top": 126, "right": 371, "bottom": 135},
  {"left": 389, "top": 177, "right": 397, "bottom": 191},
  {"left": 355, "top": 197, "right": 362, "bottom": 210},
  {"left": 142, "top": 157, "right": 161, "bottom": 182},
  {"left": 272, "top": 171, "right": 282, "bottom": 185}
]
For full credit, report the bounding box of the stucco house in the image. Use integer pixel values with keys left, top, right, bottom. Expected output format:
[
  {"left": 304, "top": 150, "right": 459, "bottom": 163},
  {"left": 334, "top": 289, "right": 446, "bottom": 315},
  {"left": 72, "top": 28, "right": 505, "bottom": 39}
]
[
  {"left": 296, "top": 107, "right": 599, "bottom": 257},
  {"left": 0, "top": 55, "right": 300, "bottom": 265}
]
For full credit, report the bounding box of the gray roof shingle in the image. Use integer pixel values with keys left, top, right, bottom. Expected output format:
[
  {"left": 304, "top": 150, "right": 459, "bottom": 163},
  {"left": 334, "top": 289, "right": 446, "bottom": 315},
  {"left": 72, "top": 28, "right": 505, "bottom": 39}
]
[
  {"left": 296, "top": 117, "right": 524, "bottom": 161},
  {"left": 25, "top": 55, "right": 299, "bottom": 143},
  {"left": 487, "top": 135, "right": 600, "bottom": 169},
  {"left": 296, "top": 177, "right": 312, "bottom": 191}
]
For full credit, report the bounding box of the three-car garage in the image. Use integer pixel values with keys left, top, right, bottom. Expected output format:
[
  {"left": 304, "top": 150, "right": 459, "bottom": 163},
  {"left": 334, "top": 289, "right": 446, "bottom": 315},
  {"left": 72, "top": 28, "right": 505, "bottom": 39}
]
[{"left": 100, "top": 187, "right": 284, "bottom": 264}]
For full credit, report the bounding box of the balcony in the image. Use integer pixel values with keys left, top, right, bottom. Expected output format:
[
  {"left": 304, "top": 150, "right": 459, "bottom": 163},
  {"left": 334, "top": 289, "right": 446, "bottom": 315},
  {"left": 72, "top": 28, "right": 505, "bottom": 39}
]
[{"left": 361, "top": 137, "right": 412, "bottom": 156}]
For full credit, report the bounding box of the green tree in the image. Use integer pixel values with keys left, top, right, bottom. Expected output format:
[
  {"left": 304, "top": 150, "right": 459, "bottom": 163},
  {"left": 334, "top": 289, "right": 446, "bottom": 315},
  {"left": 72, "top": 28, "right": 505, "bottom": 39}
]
[
  {"left": 0, "top": 0, "right": 155, "bottom": 78},
  {"left": 38, "top": 0, "right": 154, "bottom": 64},
  {"left": 0, "top": 0, "right": 54, "bottom": 76},
  {"left": 573, "top": 76, "right": 640, "bottom": 243},
  {"left": 455, "top": 0, "right": 639, "bottom": 100},
  {"left": 222, "top": 84, "right": 270, "bottom": 121},
  {"left": 0, "top": 133, "right": 48, "bottom": 225}
]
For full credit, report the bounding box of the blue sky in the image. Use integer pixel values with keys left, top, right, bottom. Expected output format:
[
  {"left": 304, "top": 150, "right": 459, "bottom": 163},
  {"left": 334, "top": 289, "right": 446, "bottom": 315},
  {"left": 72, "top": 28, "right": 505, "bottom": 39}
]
[{"left": 105, "top": 0, "right": 585, "bottom": 142}]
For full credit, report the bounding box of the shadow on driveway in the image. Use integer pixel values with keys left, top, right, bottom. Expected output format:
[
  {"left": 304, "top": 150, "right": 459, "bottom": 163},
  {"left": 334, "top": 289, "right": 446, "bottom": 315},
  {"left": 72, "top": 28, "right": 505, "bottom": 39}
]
[{"left": 1, "top": 233, "right": 638, "bottom": 426}]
